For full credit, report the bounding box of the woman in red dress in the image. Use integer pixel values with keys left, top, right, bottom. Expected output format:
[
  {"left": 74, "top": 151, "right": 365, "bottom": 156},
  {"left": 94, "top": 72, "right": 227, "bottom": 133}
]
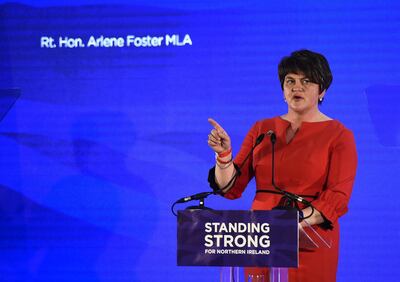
[{"left": 207, "top": 50, "right": 357, "bottom": 282}]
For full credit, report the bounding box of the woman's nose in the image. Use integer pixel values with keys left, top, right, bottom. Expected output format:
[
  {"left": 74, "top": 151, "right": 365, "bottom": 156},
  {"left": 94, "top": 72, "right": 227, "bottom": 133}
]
[{"left": 292, "top": 82, "right": 303, "bottom": 91}]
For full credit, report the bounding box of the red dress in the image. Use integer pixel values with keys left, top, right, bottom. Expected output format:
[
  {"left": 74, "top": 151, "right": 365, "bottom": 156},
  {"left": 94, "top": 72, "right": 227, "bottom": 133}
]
[{"left": 224, "top": 117, "right": 357, "bottom": 282}]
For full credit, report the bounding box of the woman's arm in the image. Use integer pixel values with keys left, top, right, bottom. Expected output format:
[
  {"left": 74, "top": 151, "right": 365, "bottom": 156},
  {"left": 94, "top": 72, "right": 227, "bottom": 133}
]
[
  {"left": 306, "top": 129, "right": 358, "bottom": 228},
  {"left": 207, "top": 118, "right": 236, "bottom": 190}
]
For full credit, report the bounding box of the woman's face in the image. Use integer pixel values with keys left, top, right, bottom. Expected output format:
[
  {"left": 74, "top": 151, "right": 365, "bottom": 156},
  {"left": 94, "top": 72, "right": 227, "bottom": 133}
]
[{"left": 283, "top": 73, "right": 324, "bottom": 114}]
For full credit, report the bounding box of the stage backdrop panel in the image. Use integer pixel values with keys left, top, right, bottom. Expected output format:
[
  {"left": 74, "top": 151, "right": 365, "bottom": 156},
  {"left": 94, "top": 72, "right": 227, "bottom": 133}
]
[{"left": 0, "top": 0, "right": 399, "bottom": 281}]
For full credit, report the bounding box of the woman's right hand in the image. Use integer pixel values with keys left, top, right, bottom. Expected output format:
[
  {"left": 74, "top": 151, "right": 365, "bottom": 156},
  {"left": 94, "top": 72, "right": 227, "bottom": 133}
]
[{"left": 207, "top": 118, "right": 231, "bottom": 153}]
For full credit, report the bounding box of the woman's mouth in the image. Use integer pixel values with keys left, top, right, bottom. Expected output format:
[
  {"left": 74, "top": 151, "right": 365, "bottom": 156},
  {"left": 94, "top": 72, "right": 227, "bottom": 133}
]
[{"left": 293, "top": 95, "right": 303, "bottom": 101}]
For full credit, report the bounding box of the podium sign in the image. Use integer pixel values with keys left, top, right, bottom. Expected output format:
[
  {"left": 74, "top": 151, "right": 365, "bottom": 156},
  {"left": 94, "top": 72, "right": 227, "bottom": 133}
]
[{"left": 177, "top": 209, "right": 298, "bottom": 267}]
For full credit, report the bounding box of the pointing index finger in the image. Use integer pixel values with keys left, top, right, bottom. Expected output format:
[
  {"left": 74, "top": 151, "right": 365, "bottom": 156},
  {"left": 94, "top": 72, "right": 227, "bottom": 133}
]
[{"left": 208, "top": 118, "right": 225, "bottom": 132}]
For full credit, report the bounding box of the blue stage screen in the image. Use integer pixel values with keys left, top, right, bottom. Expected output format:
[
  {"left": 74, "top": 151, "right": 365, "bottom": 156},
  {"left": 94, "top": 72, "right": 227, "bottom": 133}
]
[{"left": 0, "top": 1, "right": 399, "bottom": 281}]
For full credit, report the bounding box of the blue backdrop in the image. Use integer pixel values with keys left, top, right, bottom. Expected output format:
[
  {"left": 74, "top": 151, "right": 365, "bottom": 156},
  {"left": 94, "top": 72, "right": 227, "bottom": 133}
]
[{"left": 0, "top": 1, "right": 399, "bottom": 281}]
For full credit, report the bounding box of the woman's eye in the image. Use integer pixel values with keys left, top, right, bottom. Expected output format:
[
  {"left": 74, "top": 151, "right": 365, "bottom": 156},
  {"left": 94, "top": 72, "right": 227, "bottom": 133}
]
[
  {"left": 302, "top": 79, "right": 310, "bottom": 84},
  {"left": 286, "top": 80, "right": 294, "bottom": 85}
]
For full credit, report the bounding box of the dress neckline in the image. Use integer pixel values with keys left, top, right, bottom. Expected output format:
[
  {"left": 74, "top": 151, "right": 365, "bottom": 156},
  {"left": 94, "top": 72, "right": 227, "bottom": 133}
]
[
  {"left": 277, "top": 116, "right": 336, "bottom": 126},
  {"left": 276, "top": 116, "right": 336, "bottom": 144}
]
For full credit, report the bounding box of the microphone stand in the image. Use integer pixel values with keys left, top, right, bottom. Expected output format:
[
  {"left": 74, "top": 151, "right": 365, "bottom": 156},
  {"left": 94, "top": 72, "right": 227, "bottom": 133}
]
[
  {"left": 173, "top": 133, "right": 267, "bottom": 216},
  {"left": 185, "top": 197, "right": 213, "bottom": 210},
  {"left": 270, "top": 132, "right": 294, "bottom": 209},
  {"left": 269, "top": 132, "right": 303, "bottom": 212},
  {"left": 268, "top": 131, "right": 314, "bottom": 219},
  {"left": 171, "top": 192, "right": 214, "bottom": 215}
]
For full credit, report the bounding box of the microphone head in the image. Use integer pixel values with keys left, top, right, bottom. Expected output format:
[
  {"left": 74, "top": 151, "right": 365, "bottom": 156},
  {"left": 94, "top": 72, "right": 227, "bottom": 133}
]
[
  {"left": 267, "top": 130, "right": 276, "bottom": 144},
  {"left": 255, "top": 133, "right": 265, "bottom": 145}
]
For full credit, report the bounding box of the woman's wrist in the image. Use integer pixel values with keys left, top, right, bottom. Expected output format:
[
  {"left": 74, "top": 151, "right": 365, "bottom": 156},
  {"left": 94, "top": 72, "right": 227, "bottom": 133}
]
[
  {"left": 215, "top": 152, "right": 232, "bottom": 164},
  {"left": 217, "top": 148, "right": 232, "bottom": 158}
]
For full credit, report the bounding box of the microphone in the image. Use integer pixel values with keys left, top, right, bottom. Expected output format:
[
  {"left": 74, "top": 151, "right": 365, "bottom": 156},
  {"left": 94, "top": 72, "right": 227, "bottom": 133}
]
[
  {"left": 175, "top": 191, "right": 213, "bottom": 204},
  {"left": 268, "top": 130, "right": 312, "bottom": 207},
  {"left": 174, "top": 130, "right": 269, "bottom": 207},
  {"left": 217, "top": 131, "right": 268, "bottom": 190},
  {"left": 255, "top": 133, "right": 266, "bottom": 145},
  {"left": 176, "top": 131, "right": 268, "bottom": 204},
  {"left": 266, "top": 130, "right": 276, "bottom": 144},
  {"left": 238, "top": 131, "right": 269, "bottom": 172}
]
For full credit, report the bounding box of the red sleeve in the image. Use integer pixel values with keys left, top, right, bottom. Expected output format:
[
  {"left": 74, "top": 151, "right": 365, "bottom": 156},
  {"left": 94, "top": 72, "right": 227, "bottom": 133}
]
[
  {"left": 312, "top": 129, "right": 358, "bottom": 224},
  {"left": 223, "top": 122, "right": 260, "bottom": 199}
]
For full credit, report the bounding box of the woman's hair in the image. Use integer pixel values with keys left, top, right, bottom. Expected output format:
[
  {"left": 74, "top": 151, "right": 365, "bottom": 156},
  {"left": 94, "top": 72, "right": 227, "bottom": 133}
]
[{"left": 278, "top": 49, "right": 333, "bottom": 94}]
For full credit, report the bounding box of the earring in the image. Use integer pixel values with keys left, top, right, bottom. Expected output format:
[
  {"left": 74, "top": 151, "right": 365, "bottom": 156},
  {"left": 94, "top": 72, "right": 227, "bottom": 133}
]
[{"left": 319, "top": 97, "right": 324, "bottom": 102}]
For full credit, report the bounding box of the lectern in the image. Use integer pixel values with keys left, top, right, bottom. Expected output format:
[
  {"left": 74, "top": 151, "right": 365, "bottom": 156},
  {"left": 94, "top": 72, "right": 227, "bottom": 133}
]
[{"left": 177, "top": 209, "right": 331, "bottom": 282}]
